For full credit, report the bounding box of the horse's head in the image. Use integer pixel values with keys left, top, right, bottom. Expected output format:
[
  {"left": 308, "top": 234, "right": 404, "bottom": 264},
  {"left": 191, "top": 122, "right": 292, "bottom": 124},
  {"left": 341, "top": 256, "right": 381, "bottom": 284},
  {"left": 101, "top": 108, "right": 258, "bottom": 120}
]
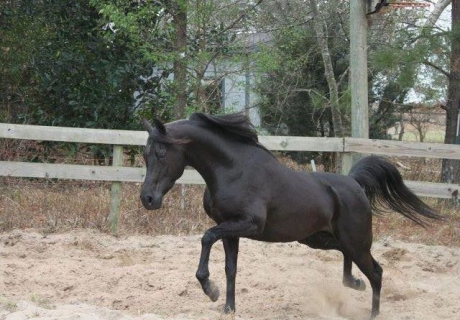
[{"left": 140, "top": 119, "right": 186, "bottom": 210}]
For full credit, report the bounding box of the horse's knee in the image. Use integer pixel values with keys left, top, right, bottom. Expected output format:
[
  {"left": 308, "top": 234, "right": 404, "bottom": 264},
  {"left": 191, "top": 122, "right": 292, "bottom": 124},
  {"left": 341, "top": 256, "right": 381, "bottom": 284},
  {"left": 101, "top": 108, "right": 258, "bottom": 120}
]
[{"left": 201, "top": 231, "right": 217, "bottom": 247}]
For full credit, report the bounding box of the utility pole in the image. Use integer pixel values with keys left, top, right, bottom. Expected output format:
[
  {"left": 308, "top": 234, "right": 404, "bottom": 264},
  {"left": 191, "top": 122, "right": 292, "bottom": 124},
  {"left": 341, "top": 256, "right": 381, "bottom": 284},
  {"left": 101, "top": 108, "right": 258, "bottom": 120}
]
[{"left": 343, "top": 0, "right": 369, "bottom": 174}]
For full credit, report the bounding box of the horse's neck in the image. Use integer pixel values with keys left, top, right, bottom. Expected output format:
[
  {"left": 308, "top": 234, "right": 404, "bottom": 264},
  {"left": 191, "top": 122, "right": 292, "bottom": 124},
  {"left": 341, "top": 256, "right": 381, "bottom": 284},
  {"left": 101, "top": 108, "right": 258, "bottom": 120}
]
[
  {"left": 179, "top": 127, "right": 242, "bottom": 188},
  {"left": 188, "top": 138, "right": 232, "bottom": 167}
]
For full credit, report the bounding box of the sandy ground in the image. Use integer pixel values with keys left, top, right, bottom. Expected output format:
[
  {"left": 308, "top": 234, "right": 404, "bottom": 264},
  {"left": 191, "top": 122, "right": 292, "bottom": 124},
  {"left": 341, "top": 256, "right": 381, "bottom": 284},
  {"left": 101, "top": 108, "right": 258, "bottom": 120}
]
[{"left": 1, "top": 229, "right": 459, "bottom": 320}]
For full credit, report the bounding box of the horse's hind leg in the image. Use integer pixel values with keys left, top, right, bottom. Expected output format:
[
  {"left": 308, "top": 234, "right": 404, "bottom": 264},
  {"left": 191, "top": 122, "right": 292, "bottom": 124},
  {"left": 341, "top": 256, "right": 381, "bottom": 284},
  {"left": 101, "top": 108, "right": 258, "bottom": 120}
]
[
  {"left": 342, "top": 254, "right": 366, "bottom": 291},
  {"left": 337, "top": 229, "right": 382, "bottom": 318},
  {"left": 299, "top": 232, "right": 366, "bottom": 291},
  {"left": 348, "top": 251, "right": 383, "bottom": 318}
]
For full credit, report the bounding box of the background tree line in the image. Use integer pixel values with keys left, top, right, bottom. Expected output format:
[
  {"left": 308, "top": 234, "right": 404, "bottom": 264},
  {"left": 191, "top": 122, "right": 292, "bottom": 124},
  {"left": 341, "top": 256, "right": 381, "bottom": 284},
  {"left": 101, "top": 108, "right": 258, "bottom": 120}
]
[{"left": 1, "top": 0, "right": 458, "bottom": 182}]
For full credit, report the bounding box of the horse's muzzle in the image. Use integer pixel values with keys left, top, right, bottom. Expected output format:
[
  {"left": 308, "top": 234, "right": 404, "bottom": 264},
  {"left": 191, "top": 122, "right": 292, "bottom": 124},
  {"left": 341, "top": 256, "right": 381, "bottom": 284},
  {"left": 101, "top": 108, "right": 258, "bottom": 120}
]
[{"left": 140, "top": 191, "right": 163, "bottom": 210}]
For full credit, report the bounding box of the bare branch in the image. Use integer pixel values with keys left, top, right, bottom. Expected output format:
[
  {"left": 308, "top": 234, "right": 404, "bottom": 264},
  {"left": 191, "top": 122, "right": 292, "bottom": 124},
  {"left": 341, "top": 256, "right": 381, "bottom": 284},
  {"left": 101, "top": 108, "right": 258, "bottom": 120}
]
[{"left": 423, "top": 59, "right": 451, "bottom": 78}]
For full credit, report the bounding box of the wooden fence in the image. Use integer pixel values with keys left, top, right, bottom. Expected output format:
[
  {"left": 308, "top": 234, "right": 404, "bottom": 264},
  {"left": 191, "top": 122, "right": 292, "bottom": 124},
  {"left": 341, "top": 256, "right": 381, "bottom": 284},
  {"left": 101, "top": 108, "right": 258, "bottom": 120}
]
[{"left": 1, "top": 123, "right": 460, "bottom": 232}]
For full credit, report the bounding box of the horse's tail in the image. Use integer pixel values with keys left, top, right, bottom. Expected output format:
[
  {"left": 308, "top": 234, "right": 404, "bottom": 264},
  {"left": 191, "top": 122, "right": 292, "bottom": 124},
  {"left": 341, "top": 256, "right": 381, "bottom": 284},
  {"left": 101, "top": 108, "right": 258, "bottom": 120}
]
[{"left": 349, "top": 155, "right": 442, "bottom": 227}]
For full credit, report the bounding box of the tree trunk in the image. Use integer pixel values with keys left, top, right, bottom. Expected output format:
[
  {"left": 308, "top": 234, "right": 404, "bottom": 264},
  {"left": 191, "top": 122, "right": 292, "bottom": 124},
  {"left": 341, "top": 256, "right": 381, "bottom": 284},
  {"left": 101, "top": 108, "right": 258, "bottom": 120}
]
[
  {"left": 309, "top": 0, "right": 344, "bottom": 137},
  {"left": 398, "top": 110, "right": 405, "bottom": 141},
  {"left": 441, "top": 0, "right": 460, "bottom": 184},
  {"left": 422, "top": 0, "right": 451, "bottom": 32},
  {"left": 195, "top": 67, "right": 207, "bottom": 112},
  {"left": 172, "top": 0, "right": 188, "bottom": 120}
]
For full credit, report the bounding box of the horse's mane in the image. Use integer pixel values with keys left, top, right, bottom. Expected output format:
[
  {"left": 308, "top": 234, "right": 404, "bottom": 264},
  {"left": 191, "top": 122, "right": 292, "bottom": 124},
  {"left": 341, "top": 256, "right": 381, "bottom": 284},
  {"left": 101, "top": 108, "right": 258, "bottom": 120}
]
[{"left": 189, "top": 112, "right": 274, "bottom": 157}]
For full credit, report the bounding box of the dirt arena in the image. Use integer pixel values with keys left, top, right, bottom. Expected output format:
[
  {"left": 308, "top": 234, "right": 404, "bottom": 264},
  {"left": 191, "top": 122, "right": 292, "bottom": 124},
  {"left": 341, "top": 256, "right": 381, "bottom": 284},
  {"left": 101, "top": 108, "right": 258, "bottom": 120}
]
[{"left": 1, "top": 229, "right": 459, "bottom": 320}]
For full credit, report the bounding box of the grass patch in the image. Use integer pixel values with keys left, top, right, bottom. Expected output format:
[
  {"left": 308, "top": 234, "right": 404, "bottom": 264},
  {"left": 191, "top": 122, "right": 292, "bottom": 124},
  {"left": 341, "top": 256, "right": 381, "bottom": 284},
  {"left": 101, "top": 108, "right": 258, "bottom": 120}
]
[
  {"left": 30, "top": 293, "right": 53, "bottom": 309},
  {"left": 395, "top": 130, "right": 445, "bottom": 143},
  {"left": 0, "top": 296, "right": 18, "bottom": 312}
]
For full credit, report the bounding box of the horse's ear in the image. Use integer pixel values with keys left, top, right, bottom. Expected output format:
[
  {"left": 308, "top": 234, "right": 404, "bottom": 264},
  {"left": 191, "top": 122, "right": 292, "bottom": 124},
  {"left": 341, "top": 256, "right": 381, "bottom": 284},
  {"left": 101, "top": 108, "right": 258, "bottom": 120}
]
[
  {"left": 142, "top": 119, "right": 155, "bottom": 135},
  {"left": 154, "top": 119, "right": 167, "bottom": 135}
]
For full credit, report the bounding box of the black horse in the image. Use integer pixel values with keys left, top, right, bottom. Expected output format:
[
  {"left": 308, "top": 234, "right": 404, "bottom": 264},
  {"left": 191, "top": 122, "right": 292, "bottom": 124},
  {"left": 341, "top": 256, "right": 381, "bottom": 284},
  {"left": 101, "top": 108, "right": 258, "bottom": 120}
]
[{"left": 140, "top": 112, "right": 441, "bottom": 319}]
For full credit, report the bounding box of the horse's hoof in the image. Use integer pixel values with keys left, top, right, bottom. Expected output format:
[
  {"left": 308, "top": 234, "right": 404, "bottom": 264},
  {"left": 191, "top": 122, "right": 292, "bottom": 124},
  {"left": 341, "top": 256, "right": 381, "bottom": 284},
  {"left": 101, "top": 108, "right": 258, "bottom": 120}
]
[
  {"left": 224, "top": 305, "right": 235, "bottom": 314},
  {"left": 356, "top": 279, "right": 366, "bottom": 291},
  {"left": 205, "top": 280, "right": 220, "bottom": 302},
  {"left": 343, "top": 278, "right": 366, "bottom": 291},
  {"left": 370, "top": 309, "right": 380, "bottom": 319}
]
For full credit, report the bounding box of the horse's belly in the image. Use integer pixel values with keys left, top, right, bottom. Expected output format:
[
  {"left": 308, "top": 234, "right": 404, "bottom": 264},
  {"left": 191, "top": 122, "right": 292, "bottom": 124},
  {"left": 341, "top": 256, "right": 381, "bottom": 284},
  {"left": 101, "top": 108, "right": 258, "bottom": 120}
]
[{"left": 251, "top": 208, "right": 331, "bottom": 243}]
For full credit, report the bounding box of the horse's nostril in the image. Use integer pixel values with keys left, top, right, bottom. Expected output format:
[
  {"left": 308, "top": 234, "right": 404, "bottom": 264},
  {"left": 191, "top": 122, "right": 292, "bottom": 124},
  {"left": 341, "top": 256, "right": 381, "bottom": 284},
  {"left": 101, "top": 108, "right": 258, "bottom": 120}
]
[
  {"left": 147, "top": 196, "right": 154, "bottom": 204},
  {"left": 140, "top": 192, "right": 162, "bottom": 210}
]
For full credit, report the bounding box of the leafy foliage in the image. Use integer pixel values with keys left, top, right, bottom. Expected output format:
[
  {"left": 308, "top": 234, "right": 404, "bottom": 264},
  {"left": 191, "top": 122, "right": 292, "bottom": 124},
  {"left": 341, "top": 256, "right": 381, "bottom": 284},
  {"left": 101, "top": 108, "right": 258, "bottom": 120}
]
[
  {"left": 254, "top": 2, "right": 349, "bottom": 138},
  {"left": 255, "top": 0, "right": 451, "bottom": 141},
  {"left": 91, "top": 0, "right": 252, "bottom": 117},
  {"left": 368, "top": 5, "right": 450, "bottom": 139},
  {"left": 0, "top": 1, "right": 48, "bottom": 122},
  {"left": 1, "top": 0, "right": 164, "bottom": 129},
  {"left": 1, "top": 0, "right": 453, "bottom": 143}
]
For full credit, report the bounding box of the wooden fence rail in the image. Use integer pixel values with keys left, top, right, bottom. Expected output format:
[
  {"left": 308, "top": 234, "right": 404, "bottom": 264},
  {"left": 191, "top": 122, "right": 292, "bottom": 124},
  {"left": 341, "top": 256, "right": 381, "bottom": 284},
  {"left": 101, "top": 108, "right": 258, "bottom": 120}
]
[
  {"left": 1, "top": 123, "right": 460, "bottom": 232},
  {"left": 3, "top": 123, "right": 460, "bottom": 158}
]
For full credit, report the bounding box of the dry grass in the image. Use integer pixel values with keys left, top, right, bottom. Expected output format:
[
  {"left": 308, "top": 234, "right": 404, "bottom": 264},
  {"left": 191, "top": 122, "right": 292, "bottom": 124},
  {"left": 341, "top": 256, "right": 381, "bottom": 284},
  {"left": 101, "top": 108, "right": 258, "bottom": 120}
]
[
  {"left": 0, "top": 156, "right": 458, "bottom": 246},
  {"left": 373, "top": 203, "right": 460, "bottom": 246},
  {"left": 0, "top": 178, "right": 213, "bottom": 236}
]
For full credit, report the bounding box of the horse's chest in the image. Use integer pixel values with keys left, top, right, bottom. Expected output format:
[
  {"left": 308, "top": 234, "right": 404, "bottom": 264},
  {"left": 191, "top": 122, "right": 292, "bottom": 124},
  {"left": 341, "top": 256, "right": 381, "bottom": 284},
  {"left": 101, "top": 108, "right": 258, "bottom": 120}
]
[
  {"left": 207, "top": 196, "right": 248, "bottom": 223},
  {"left": 208, "top": 204, "right": 242, "bottom": 223},
  {"left": 208, "top": 207, "right": 225, "bottom": 223}
]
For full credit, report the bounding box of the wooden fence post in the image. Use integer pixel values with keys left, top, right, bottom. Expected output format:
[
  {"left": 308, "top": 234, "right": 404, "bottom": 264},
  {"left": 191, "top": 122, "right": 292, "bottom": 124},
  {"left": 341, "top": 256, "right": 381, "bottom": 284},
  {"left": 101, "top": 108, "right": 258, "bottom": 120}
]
[
  {"left": 341, "top": 155, "right": 354, "bottom": 176},
  {"left": 344, "top": 0, "right": 369, "bottom": 175},
  {"left": 108, "top": 145, "right": 123, "bottom": 235}
]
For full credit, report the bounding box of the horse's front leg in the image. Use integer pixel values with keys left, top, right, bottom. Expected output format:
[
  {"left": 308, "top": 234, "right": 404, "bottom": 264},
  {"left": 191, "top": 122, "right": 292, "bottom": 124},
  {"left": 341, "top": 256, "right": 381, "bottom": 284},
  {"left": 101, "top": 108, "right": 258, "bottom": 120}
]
[
  {"left": 223, "top": 237, "right": 239, "bottom": 313},
  {"left": 195, "top": 231, "right": 221, "bottom": 302},
  {"left": 195, "top": 218, "right": 261, "bottom": 311}
]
